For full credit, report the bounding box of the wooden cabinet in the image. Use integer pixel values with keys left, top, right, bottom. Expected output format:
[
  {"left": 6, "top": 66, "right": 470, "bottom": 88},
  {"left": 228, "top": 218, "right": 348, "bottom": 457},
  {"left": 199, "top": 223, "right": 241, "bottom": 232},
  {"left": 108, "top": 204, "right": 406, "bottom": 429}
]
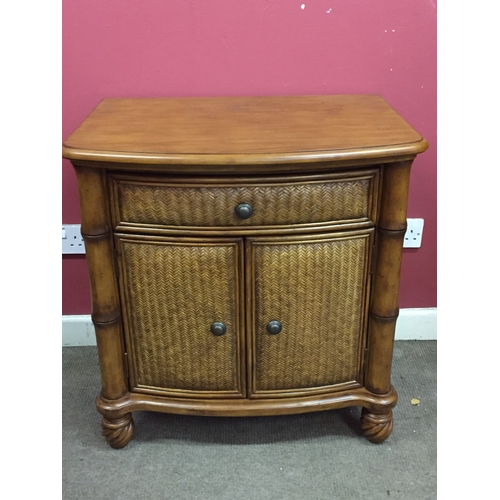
[{"left": 63, "top": 95, "right": 427, "bottom": 448}]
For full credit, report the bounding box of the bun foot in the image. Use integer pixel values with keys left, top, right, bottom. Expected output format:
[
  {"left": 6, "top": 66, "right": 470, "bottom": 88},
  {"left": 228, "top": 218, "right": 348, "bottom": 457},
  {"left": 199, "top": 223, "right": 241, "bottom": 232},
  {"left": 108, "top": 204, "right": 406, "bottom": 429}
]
[
  {"left": 360, "top": 408, "right": 393, "bottom": 443},
  {"left": 101, "top": 414, "right": 134, "bottom": 449}
]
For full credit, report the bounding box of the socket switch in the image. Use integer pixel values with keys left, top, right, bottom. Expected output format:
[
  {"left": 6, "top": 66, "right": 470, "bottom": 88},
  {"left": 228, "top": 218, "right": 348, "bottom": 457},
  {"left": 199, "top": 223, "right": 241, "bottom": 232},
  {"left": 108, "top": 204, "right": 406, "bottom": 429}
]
[
  {"left": 62, "top": 224, "right": 85, "bottom": 254},
  {"left": 404, "top": 218, "right": 424, "bottom": 248}
]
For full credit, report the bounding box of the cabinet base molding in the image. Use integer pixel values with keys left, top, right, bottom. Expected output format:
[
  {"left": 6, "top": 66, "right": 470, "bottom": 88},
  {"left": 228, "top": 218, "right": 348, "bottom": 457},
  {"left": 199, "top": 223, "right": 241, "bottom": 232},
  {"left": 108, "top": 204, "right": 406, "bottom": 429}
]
[{"left": 95, "top": 386, "right": 397, "bottom": 443}]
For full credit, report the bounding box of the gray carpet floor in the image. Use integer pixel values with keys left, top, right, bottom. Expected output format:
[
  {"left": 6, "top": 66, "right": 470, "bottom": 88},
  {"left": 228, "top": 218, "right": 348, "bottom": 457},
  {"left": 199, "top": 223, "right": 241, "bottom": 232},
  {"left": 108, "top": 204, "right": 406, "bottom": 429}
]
[{"left": 62, "top": 341, "right": 436, "bottom": 499}]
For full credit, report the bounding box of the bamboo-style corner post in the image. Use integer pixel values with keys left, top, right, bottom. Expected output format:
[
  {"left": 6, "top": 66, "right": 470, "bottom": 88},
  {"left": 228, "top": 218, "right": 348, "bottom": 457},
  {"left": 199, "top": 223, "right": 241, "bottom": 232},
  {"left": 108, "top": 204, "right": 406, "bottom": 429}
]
[
  {"left": 361, "top": 160, "right": 413, "bottom": 443},
  {"left": 74, "top": 164, "right": 134, "bottom": 448}
]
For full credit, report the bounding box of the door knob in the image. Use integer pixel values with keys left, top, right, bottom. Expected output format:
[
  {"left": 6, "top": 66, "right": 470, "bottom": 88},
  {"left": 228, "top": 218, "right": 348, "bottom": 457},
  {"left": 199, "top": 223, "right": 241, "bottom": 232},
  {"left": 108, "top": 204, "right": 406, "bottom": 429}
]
[
  {"left": 266, "top": 320, "right": 282, "bottom": 335},
  {"left": 235, "top": 203, "right": 253, "bottom": 220},
  {"left": 210, "top": 322, "right": 226, "bottom": 336}
]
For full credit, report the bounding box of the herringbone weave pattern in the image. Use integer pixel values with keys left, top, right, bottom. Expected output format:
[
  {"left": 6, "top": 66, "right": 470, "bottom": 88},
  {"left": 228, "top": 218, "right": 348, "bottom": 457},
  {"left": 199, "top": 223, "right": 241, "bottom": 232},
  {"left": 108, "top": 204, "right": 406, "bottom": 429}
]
[
  {"left": 114, "top": 178, "right": 372, "bottom": 227},
  {"left": 253, "top": 235, "right": 368, "bottom": 391},
  {"left": 119, "top": 238, "right": 241, "bottom": 393}
]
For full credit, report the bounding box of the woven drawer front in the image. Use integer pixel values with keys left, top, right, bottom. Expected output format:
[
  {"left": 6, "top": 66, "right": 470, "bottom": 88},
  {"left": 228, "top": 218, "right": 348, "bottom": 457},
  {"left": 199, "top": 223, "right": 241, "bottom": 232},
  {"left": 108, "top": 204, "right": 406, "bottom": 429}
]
[
  {"left": 249, "top": 232, "right": 371, "bottom": 394},
  {"left": 116, "top": 236, "right": 244, "bottom": 396},
  {"left": 110, "top": 171, "right": 378, "bottom": 228}
]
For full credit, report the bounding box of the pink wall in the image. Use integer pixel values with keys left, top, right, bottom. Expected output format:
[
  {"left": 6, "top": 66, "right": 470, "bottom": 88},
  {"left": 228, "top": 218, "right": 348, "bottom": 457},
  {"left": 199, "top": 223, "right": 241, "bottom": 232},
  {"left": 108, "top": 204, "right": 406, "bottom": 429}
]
[{"left": 62, "top": 0, "right": 437, "bottom": 314}]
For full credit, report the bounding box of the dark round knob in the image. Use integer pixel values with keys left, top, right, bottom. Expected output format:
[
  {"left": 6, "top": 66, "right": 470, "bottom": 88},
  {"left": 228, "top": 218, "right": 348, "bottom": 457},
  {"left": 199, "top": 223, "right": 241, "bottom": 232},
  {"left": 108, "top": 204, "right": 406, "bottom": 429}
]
[
  {"left": 210, "top": 322, "right": 226, "bottom": 336},
  {"left": 235, "top": 203, "right": 253, "bottom": 220},
  {"left": 266, "top": 320, "right": 282, "bottom": 335}
]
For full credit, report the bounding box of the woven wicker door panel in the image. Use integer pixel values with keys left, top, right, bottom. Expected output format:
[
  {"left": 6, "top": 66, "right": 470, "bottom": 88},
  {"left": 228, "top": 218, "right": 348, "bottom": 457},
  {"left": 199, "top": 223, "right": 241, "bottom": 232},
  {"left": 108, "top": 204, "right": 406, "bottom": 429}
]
[
  {"left": 247, "top": 231, "right": 373, "bottom": 397},
  {"left": 116, "top": 235, "right": 245, "bottom": 398}
]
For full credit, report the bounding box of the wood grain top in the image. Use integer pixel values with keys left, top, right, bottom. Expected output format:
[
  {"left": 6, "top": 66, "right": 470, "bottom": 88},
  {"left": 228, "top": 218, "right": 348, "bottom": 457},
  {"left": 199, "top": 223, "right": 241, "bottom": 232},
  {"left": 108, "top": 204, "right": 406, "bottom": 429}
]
[{"left": 62, "top": 95, "right": 427, "bottom": 165}]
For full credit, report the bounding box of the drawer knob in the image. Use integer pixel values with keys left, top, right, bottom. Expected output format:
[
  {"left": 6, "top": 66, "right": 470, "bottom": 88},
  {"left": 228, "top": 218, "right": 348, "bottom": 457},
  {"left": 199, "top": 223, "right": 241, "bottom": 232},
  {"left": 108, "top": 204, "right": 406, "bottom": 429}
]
[
  {"left": 210, "top": 322, "right": 227, "bottom": 336},
  {"left": 235, "top": 203, "right": 253, "bottom": 219},
  {"left": 266, "top": 320, "right": 282, "bottom": 335}
]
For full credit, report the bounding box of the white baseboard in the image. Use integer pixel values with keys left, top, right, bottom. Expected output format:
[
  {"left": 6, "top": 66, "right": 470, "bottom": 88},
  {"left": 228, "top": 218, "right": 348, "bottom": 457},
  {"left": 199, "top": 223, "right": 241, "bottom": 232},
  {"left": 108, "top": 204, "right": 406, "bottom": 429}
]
[
  {"left": 62, "top": 308, "right": 437, "bottom": 346},
  {"left": 62, "top": 315, "right": 97, "bottom": 346},
  {"left": 395, "top": 308, "right": 437, "bottom": 340}
]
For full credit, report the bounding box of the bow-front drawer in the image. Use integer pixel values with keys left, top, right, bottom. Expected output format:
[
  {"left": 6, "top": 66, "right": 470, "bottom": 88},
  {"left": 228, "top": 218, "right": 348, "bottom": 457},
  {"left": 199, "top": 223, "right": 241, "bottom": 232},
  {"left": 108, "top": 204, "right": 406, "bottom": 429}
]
[{"left": 109, "top": 169, "right": 379, "bottom": 232}]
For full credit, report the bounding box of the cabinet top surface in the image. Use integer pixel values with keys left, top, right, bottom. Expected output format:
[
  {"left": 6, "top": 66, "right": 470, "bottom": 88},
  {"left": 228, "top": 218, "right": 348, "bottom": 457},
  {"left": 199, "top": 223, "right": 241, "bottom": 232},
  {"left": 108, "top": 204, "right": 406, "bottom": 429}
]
[{"left": 62, "top": 95, "right": 427, "bottom": 166}]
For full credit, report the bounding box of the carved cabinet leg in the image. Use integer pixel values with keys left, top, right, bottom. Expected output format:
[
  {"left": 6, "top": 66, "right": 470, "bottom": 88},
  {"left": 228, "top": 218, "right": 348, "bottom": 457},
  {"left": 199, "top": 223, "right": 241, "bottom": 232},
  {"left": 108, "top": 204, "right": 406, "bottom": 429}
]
[
  {"left": 360, "top": 409, "right": 394, "bottom": 444},
  {"left": 362, "top": 160, "right": 414, "bottom": 443},
  {"left": 101, "top": 414, "right": 135, "bottom": 449},
  {"left": 75, "top": 166, "right": 131, "bottom": 448}
]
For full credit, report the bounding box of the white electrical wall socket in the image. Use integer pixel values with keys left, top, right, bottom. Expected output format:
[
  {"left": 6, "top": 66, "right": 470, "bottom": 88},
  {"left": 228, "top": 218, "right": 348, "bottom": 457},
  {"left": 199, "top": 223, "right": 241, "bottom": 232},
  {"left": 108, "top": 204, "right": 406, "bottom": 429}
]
[
  {"left": 62, "top": 224, "right": 85, "bottom": 254},
  {"left": 404, "top": 218, "right": 424, "bottom": 248}
]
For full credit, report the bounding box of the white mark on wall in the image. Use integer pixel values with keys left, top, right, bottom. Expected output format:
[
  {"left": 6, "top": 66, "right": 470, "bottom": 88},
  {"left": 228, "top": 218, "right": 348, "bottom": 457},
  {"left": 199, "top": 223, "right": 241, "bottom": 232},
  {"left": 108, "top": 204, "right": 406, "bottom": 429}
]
[
  {"left": 326, "top": 8, "right": 332, "bottom": 13},
  {"left": 301, "top": 4, "right": 305, "bottom": 9},
  {"left": 392, "top": 29, "right": 395, "bottom": 32}
]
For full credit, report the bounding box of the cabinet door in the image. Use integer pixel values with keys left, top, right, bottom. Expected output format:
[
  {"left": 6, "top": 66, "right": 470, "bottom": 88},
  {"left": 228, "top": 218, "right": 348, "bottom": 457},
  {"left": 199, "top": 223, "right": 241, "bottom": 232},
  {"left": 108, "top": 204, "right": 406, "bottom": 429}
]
[
  {"left": 246, "top": 230, "right": 373, "bottom": 397},
  {"left": 115, "top": 235, "right": 245, "bottom": 398}
]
